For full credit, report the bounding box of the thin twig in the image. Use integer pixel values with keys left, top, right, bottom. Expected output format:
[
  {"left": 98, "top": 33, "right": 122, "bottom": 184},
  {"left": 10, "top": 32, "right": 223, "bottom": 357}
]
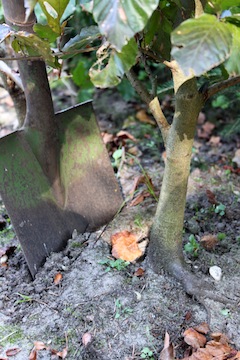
[
  {"left": 126, "top": 68, "right": 153, "bottom": 105},
  {"left": 206, "top": 75, "right": 240, "bottom": 100},
  {"left": 140, "top": 51, "right": 158, "bottom": 97}
]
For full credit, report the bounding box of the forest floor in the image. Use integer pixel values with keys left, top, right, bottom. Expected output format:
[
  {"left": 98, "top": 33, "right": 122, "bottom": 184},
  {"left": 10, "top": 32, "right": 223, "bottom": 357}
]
[{"left": 0, "top": 87, "right": 240, "bottom": 360}]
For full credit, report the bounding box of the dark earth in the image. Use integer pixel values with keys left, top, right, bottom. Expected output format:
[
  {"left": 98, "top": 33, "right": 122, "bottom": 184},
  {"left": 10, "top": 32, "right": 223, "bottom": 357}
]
[{"left": 0, "top": 86, "right": 239, "bottom": 359}]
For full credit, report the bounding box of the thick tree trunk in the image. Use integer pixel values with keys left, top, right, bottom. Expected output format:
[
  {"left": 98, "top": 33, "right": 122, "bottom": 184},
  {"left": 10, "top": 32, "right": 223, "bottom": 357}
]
[{"left": 148, "top": 72, "right": 204, "bottom": 289}]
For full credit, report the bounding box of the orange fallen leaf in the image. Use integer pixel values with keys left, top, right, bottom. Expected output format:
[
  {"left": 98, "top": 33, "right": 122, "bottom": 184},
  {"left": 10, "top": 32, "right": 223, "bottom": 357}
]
[
  {"left": 111, "top": 231, "right": 143, "bottom": 262},
  {"left": 129, "top": 192, "right": 145, "bottom": 206},
  {"left": 102, "top": 132, "right": 114, "bottom": 144},
  {"left": 29, "top": 348, "right": 37, "bottom": 360},
  {"left": 54, "top": 272, "right": 63, "bottom": 285},
  {"left": 184, "top": 328, "right": 207, "bottom": 349},
  {"left": 6, "top": 347, "right": 21, "bottom": 356},
  {"left": 134, "top": 267, "right": 145, "bottom": 277},
  {"left": 205, "top": 341, "right": 232, "bottom": 358},
  {"left": 82, "top": 332, "right": 92, "bottom": 347}
]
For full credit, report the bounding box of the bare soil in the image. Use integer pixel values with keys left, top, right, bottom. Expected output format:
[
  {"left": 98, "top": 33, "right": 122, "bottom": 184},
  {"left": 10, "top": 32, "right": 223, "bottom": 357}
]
[{"left": 0, "top": 88, "right": 239, "bottom": 359}]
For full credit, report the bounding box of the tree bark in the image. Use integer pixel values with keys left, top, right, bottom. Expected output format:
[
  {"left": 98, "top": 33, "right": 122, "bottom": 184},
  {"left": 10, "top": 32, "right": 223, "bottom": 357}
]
[{"left": 147, "top": 69, "right": 204, "bottom": 288}]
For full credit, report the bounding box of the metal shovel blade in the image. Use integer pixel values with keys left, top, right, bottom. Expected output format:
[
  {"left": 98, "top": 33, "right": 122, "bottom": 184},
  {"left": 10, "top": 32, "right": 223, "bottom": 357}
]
[{"left": 0, "top": 102, "right": 122, "bottom": 277}]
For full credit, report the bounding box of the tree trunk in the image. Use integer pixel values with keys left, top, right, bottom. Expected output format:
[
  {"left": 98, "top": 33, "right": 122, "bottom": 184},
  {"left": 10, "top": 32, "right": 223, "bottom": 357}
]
[{"left": 148, "top": 70, "right": 204, "bottom": 291}]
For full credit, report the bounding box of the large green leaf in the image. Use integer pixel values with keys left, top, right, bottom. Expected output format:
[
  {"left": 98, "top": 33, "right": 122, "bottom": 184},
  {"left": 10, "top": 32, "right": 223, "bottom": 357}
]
[
  {"left": 225, "top": 25, "right": 240, "bottom": 75},
  {"left": 89, "top": 38, "right": 137, "bottom": 87},
  {"left": 92, "top": 0, "right": 159, "bottom": 51},
  {"left": 38, "top": 0, "right": 69, "bottom": 34},
  {"left": 12, "top": 31, "right": 57, "bottom": 67},
  {"left": 62, "top": 26, "right": 101, "bottom": 52},
  {"left": 171, "top": 14, "right": 233, "bottom": 76}
]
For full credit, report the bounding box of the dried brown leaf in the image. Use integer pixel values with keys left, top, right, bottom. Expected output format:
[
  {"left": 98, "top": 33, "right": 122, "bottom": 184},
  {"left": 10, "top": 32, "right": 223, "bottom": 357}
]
[
  {"left": 28, "top": 348, "right": 37, "bottom": 360},
  {"left": 183, "top": 328, "right": 207, "bottom": 349},
  {"left": 129, "top": 192, "right": 145, "bottom": 206},
  {"left": 52, "top": 347, "right": 68, "bottom": 359},
  {"left": 133, "top": 267, "right": 145, "bottom": 277},
  {"left": 159, "top": 332, "right": 175, "bottom": 360},
  {"left": 136, "top": 109, "right": 155, "bottom": 125},
  {"left": 205, "top": 341, "right": 232, "bottom": 358},
  {"left": 54, "top": 272, "right": 63, "bottom": 285},
  {"left": 194, "top": 323, "right": 210, "bottom": 335},
  {"left": 206, "top": 190, "right": 217, "bottom": 205},
  {"left": 111, "top": 230, "right": 143, "bottom": 262},
  {"left": 6, "top": 347, "right": 21, "bottom": 356},
  {"left": 102, "top": 132, "right": 114, "bottom": 144},
  {"left": 0, "top": 356, "right": 8, "bottom": 360},
  {"left": 210, "top": 333, "right": 229, "bottom": 345},
  {"left": 200, "top": 235, "right": 218, "bottom": 251},
  {"left": 33, "top": 341, "right": 47, "bottom": 351},
  {"left": 117, "top": 130, "right": 137, "bottom": 142},
  {"left": 208, "top": 136, "right": 221, "bottom": 146},
  {"left": 82, "top": 332, "right": 92, "bottom": 347}
]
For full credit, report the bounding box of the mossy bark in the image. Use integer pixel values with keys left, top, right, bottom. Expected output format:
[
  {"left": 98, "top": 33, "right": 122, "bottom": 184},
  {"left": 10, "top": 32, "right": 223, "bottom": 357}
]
[{"left": 148, "top": 69, "right": 204, "bottom": 286}]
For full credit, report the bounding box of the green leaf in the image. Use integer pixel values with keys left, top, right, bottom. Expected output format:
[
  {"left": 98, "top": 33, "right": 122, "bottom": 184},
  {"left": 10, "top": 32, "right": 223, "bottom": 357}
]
[
  {"left": 72, "top": 61, "right": 92, "bottom": 88},
  {"left": 62, "top": 26, "right": 101, "bottom": 52},
  {"left": 225, "top": 25, "right": 240, "bottom": 75},
  {"left": 89, "top": 38, "right": 138, "bottom": 87},
  {"left": 38, "top": 0, "right": 69, "bottom": 34},
  {"left": 33, "top": 23, "right": 58, "bottom": 42},
  {"left": 12, "top": 31, "right": 57, "bottom": 67},
  {"left": 92, "top": 0, "right": 159, "bottom": 51},
  {"left": 171, "top": 14, "right": 233, "bottom": 76}
]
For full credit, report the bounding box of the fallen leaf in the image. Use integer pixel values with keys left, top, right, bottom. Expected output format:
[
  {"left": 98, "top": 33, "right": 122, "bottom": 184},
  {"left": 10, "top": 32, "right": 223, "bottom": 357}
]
[
  {"left": 183, "top": 328, "right": 207, "bottom": 349},
  {"left": 129, "top": 174, "right": 155, "bottom": 199},
  {"left": 6, "top": 347, "right": 21, "bottom": 356},
  {"left": 136, "top": 109, "right": 155, "bottom": 125},
  {"left": 0, "top": 356, "right": 8, "bottom": 360},
  {"left": 101, "top": 132, "right": 114, "bottom": 144},
  {"left": 159, "top": 332, "right": 175, "bottom": 360},
  {"left": 194, "top": 323, "right": 210, "bottom": 335},
  {"left": 133, "top": 268, "right": 145, "bottom": 277},
  {"left": 205, "top": 340, "right": 232, "bottom": 357},
  {"left": 54, "top": 272, "right": 63, "bottom": 285},
  {"left": 82, "top": 332, "right": 92, "bottom": 347},
  {"left": 52, "top": 347, "right": 68, "bottom": 359},
  {"left": 111, "top": 231, "right": 143, "bottom": 262},
  {"left": 200, "top": 235, "right": 218, "bottom": 251},
  {"left": 129, "top": 192, "right": 145, "bottom": 206},
  {"left": 33, "top": 341, "right": 47, "bottom": 351},
  {"left": 208, "top": 136, "right": 221, "bottom": 146},
  {"left": 198, "top": 122, "right": 215, "bottom": 139},
  {"left": 205, "top": 189, "right": 217, "bottom": 205},
  {"left": 29, "top": 348, "right": 37, "bottom": 360},
  {"left": 185, "top": 311, "right": 192, "bottom": 321},
  {"left": 210, "top": 332, "right": 229, "bottom": 344},
  {"left": 117, "top": 130, "right": 137, "bottom": 142}
]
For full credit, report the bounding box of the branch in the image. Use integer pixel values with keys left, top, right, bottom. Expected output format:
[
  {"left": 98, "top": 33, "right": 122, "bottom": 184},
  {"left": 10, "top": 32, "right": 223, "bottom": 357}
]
[
  {"left": 126, "top": 69, "right": 170, "bottom": 145},
  {"left": 206, "top": 76, "right": 240, "bottom": 100},
  {"left": 126, "top": 68, "right": 153, "bottom": 105},
  {"left": 195, "top": 0, "right": 204, "bottom": 18},
  {"left": 140, "top": 51, "right": 157, "bottom": 97}
]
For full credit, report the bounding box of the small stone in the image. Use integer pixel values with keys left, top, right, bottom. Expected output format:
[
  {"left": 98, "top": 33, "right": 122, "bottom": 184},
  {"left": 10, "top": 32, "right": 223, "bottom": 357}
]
[{"left": 209, "top": 266, "right": 222, "bottom": 281}]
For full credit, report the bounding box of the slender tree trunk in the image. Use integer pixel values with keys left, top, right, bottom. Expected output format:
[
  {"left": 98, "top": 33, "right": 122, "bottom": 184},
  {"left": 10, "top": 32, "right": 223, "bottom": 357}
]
[{"left": 148, "top": 70, "right": 204, "bottom": 289}]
